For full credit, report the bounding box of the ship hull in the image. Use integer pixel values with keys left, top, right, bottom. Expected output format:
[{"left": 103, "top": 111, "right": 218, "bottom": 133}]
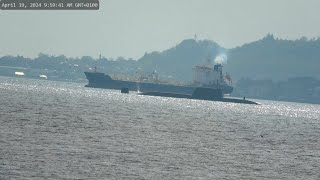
[{"left": 84, "top": 72, "right": 233, "bottom": 94}]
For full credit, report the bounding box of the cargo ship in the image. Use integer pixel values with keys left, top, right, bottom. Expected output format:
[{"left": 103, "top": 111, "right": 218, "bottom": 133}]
[{"left": 84, "top": 60, "right": 233, "bottom": 94}]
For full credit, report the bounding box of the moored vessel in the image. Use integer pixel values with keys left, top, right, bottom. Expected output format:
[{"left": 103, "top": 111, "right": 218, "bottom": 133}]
[{"left": 84, "top": 60, "right": 233, "bottom": 94}]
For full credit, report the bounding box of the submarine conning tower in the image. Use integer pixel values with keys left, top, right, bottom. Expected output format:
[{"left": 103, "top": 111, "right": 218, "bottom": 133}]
[{"left": 192, "top": 87, "right": 223, "bottom": 100}]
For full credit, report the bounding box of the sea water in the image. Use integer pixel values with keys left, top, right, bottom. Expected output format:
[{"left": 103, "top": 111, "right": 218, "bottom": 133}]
[{"left": 1, "top": 77, "right": 320, "bottom": 179}]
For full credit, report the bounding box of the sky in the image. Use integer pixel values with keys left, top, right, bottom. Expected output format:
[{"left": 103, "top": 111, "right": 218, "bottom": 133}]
[{"left": 1, "top": 0, "right": 320, "bottom": 59}]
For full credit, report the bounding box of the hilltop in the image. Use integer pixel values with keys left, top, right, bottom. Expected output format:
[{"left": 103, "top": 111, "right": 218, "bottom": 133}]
[
  {"left": 226, "top": 34, "right": 320, "bottom": 81},
  {"left": 1, "top": 34, "right": 320, "bottom": 82}
]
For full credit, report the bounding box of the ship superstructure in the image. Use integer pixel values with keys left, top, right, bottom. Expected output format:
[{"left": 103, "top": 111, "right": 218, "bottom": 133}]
[{"left": 193, "top": 58, "right": 232, "bottom": 90}]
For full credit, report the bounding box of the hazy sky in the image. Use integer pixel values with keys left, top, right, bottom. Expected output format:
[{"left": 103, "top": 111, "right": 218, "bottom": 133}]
[{"left": 1, "top": 0, "right": 320, "bottom": 59}]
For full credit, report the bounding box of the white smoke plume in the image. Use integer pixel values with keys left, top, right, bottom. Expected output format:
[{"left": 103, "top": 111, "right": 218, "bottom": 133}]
[{"left": 214, "top": 54, "right": 228, "bottom": 64}]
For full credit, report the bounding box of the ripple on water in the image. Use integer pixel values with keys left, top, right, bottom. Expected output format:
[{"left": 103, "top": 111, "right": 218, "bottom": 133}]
[{"left": 1, "top": 77, "right": 320, "bottom": 179}]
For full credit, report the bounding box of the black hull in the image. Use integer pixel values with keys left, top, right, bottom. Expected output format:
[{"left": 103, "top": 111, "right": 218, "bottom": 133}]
[
  {"left": 139, "top": 91, "right": 258, "bottom": 105},
  {"left": 84, "top": 72, "right": 233, "bottom": 94}
]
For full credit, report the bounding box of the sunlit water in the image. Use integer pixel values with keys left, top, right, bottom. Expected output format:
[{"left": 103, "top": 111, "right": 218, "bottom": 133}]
[{"left": 1, "top": 77, "right": 320, "bottom": 179}]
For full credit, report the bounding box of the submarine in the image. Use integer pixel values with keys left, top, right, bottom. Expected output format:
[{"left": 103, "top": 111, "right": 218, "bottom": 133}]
[{"left": 138, "top": 87, "right": 259, "bottom": 105}]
